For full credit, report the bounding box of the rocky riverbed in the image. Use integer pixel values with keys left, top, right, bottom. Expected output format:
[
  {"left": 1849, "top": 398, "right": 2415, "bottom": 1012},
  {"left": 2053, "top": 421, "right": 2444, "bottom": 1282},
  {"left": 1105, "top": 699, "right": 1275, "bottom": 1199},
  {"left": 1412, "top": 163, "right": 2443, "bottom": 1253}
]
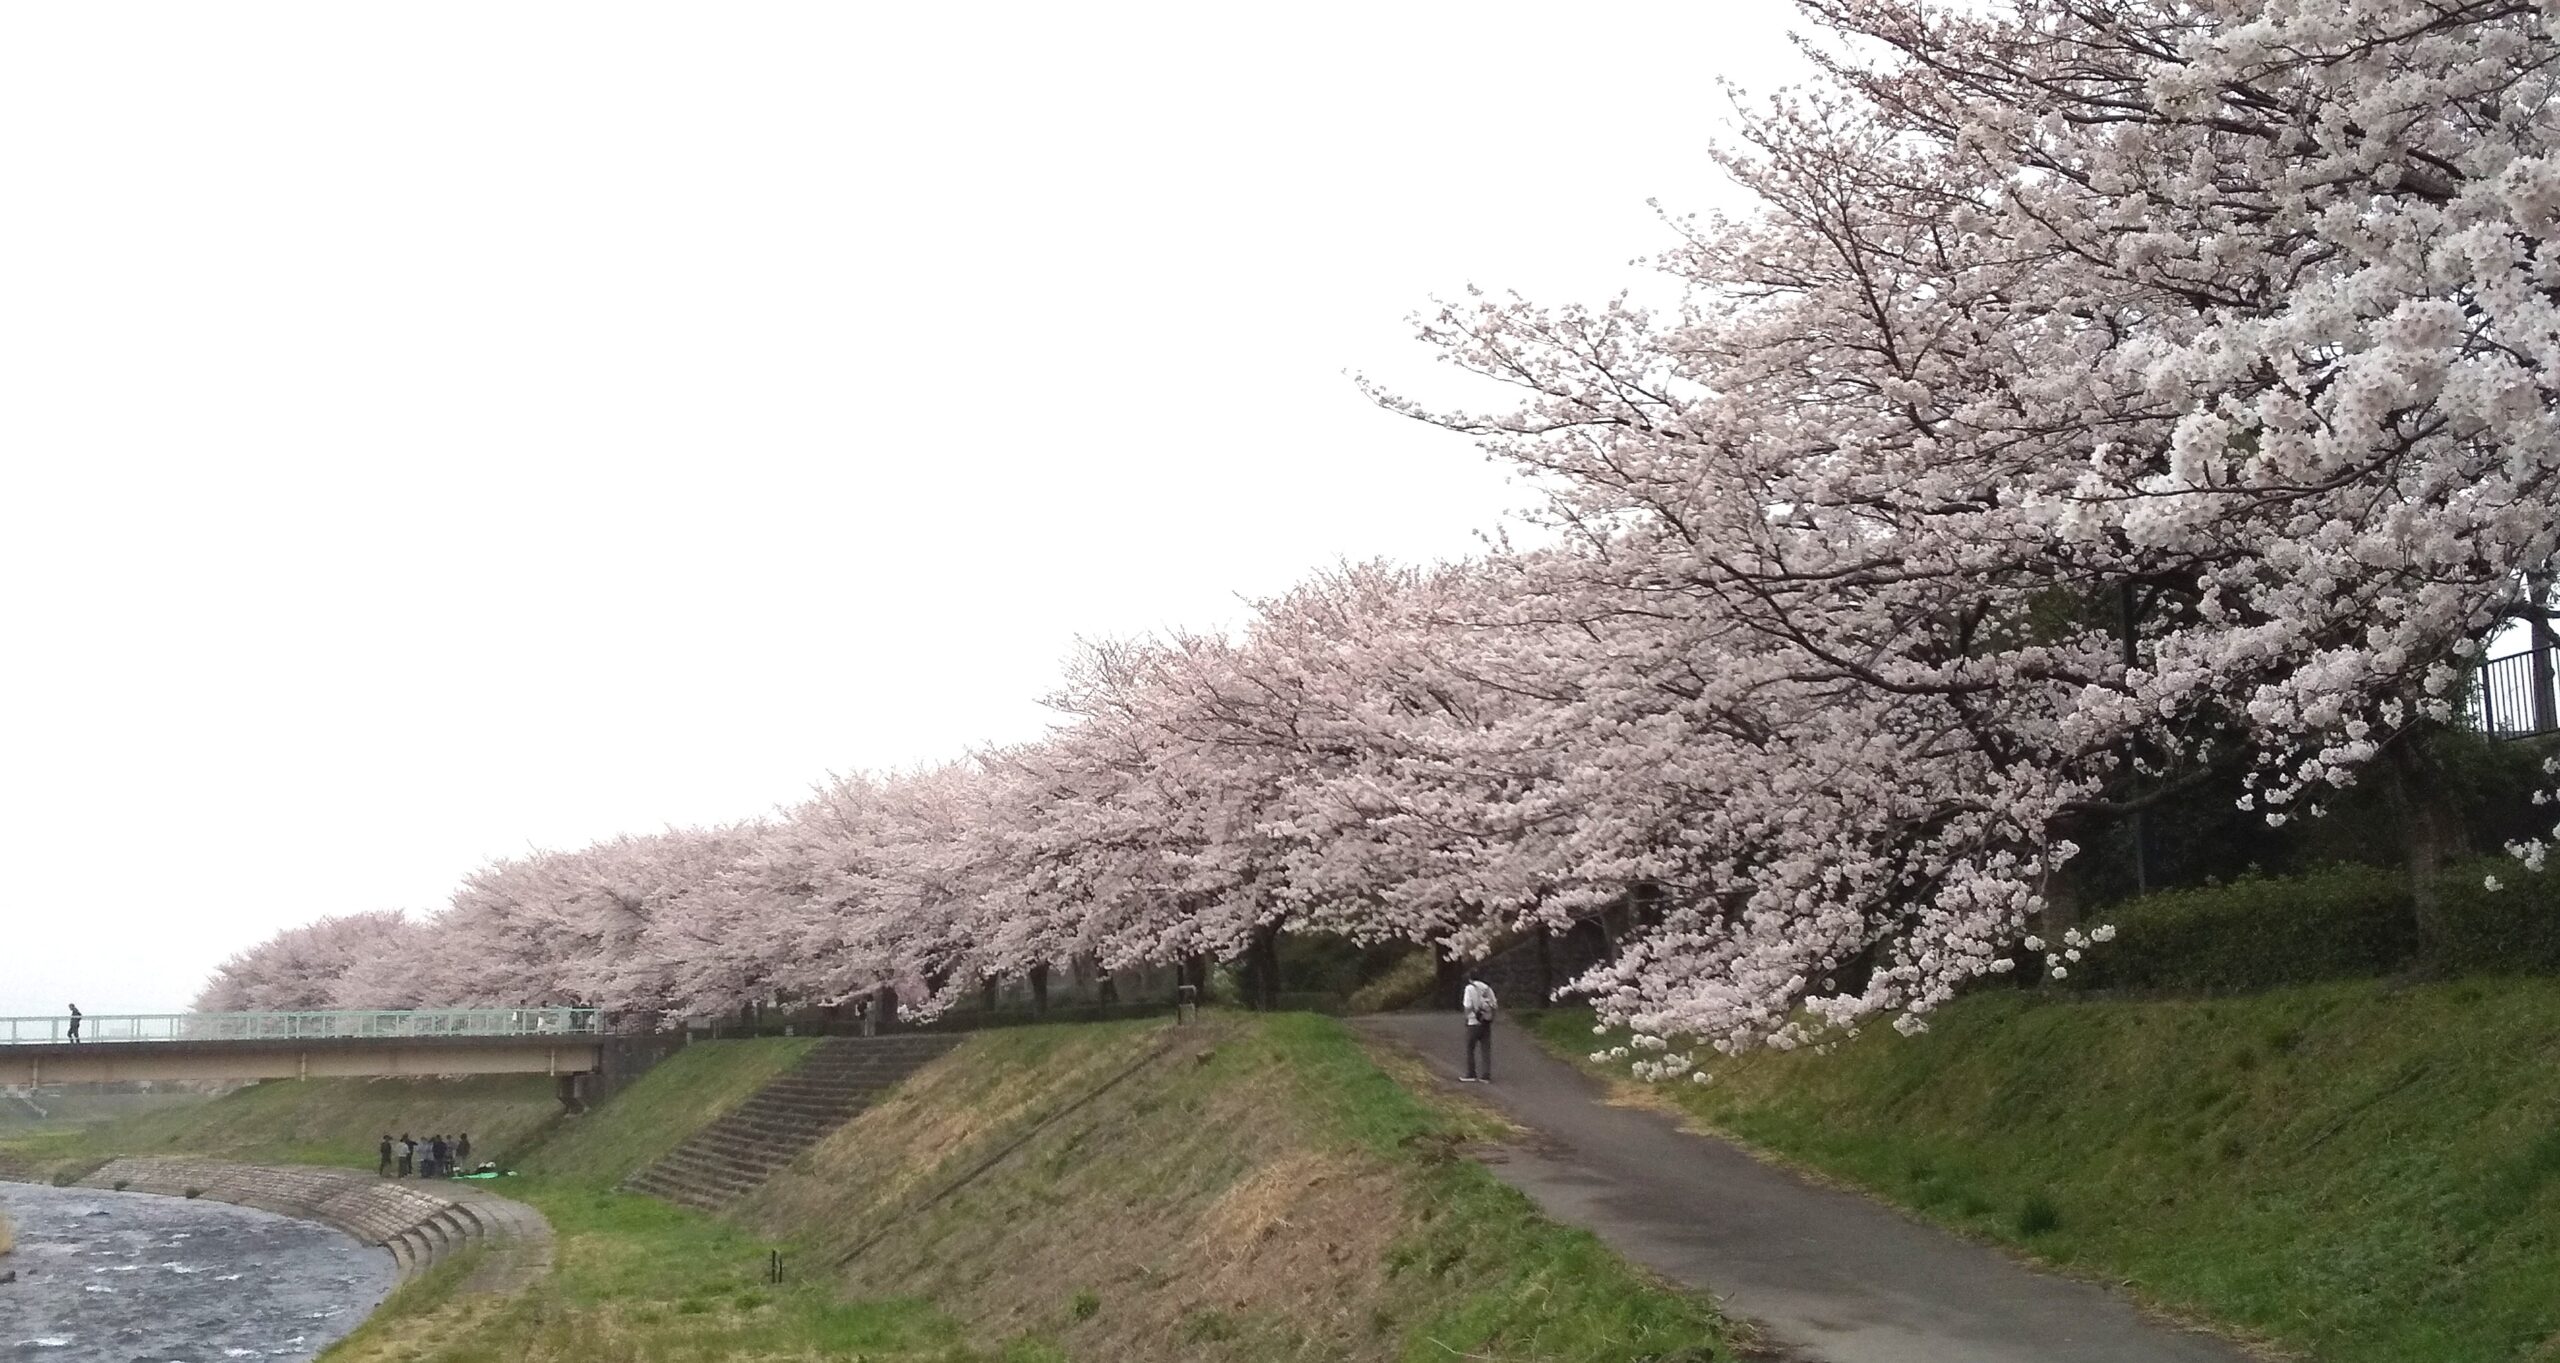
[{"left": 0, "top": 1180, "right": 395, "bottom": 1361}]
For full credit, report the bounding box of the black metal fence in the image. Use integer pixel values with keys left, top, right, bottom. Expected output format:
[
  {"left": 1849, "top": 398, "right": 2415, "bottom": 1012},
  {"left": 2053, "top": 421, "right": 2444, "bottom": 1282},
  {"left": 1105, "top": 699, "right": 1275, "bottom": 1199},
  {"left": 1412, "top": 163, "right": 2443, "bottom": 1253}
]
[{"left": 2474, "top": 647, "right": 2560, "bottom": 737}]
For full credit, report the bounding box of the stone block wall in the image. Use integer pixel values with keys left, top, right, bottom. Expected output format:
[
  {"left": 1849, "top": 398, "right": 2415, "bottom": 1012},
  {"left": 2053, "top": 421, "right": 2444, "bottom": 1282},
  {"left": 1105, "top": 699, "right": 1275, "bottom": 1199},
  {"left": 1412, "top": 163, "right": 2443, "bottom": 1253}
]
[{"left": 71, "top": 1156, "right": 551, "bottom": 1291}]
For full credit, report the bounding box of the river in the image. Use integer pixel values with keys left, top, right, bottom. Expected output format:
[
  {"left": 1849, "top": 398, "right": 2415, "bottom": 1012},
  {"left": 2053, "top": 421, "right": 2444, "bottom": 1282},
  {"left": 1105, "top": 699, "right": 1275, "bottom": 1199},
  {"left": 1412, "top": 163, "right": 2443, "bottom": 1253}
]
[{"left": 0, "top": 1181, "right": 396, "bottom": 1361}]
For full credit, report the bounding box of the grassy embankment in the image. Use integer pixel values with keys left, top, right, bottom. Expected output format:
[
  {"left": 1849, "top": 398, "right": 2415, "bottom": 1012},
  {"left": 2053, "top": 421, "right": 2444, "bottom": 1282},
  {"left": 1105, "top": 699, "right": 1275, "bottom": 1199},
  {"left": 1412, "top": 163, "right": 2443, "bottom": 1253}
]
[
  {"left": 0, "top": 1071, "right": 572, "bottom": 1180},
  {"left": 7, "top": 1017, "right": 1729, "bottom": 1363},
  {"left": 1528, "top": 976, "right": 2560, "bottom": 1363}
]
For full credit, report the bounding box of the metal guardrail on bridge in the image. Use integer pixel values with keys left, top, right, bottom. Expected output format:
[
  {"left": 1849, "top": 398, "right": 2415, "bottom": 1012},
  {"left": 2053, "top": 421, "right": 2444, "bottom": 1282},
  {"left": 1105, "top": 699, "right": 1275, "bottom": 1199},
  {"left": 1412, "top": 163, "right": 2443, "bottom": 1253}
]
[{"left": 0, "top": 1007, "right": 600, "bottom": 1046}]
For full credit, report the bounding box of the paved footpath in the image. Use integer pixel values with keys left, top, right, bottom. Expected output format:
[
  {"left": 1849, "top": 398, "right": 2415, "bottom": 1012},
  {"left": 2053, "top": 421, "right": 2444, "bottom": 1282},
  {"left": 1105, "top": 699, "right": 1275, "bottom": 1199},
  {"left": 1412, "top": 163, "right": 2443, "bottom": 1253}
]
[{"left": 1357, "top": 1015, "right": 2260, "bottom": 1363}]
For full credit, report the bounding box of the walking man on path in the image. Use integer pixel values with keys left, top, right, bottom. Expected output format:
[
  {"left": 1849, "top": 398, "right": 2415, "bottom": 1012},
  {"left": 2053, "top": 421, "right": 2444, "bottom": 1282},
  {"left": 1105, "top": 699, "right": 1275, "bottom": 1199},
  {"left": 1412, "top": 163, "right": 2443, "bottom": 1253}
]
[
  {"left": 1460, "top": 973, "right": 1497, "bottom": 1082},
  {"left": 64, "top": 1004, "right": 80, "bottom": 1044}
]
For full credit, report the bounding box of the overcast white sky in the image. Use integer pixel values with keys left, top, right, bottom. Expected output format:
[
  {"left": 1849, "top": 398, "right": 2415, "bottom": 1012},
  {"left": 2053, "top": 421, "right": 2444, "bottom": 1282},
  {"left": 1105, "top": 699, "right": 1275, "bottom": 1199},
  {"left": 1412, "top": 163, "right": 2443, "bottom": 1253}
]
[{"left": 0, "top": 3, "right": 1810, "bottom": 1018}]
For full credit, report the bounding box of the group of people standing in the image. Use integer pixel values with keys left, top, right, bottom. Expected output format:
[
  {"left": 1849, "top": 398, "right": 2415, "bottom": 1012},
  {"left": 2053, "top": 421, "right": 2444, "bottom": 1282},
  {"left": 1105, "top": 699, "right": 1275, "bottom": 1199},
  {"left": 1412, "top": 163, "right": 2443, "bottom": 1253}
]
[{"left": 378, "top": 1131, "right": 472, "bottom": 1179}]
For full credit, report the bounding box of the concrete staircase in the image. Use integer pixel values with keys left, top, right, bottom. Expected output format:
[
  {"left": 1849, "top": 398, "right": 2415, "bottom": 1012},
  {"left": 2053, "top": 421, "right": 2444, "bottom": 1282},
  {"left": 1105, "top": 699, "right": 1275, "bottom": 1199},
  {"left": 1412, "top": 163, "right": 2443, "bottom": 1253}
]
[{"left": 622, "top": 1033, "right": 960, "bottom": 1212}]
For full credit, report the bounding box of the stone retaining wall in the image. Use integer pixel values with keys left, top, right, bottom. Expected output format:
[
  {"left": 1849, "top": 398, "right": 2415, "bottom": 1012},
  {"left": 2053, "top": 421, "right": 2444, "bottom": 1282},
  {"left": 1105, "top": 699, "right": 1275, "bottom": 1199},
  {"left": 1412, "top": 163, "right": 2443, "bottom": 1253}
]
[{"left": 72, "top": 1157, "right": 551, "bottom": 1293}]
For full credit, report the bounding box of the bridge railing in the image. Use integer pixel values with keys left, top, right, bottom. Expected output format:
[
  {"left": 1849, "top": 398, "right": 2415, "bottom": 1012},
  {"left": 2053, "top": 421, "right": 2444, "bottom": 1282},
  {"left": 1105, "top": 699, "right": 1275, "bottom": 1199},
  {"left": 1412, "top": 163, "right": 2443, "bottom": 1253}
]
[{"left": 0, "top": 1007, "right": 600, "bottom": 1046}]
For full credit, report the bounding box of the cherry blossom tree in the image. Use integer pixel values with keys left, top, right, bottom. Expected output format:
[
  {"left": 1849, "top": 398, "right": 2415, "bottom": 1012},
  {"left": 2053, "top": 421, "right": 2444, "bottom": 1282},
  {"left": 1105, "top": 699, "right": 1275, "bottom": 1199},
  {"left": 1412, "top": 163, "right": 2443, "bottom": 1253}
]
[
  {"left": 194, "top": 910, "right": 416, "bottom": 1013},
  {"left": 1365, "top": 0, "right": 2560, "bottom": 1056},
  {"left": 198, "top": 0, "right": 2560, "bottom": 1066}
]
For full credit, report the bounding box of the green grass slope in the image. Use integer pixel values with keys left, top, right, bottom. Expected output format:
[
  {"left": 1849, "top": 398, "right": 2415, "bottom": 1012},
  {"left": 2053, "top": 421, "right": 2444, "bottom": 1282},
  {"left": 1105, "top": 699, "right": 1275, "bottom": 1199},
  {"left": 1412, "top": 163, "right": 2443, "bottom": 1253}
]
[
  {"left": 323, "top": 1036, "right": 972, "bottom": 1363},
  {"left": 1529, "top": 977, "right": 2560, "bottom": 1363},
  {"left": 1, "top": 1026, "right": 1724, "bottom": 1362},
  {"left": 0, "top": 1040, "right": 819, "bottom": 1184},
  {"left": 0, "top": 1072, "right": 566, "bottom": 1177},
  {"left": 317, "top": 1019, "right": 1728, "bottom": 1363},
  {"left": 518, "top": 1036, "right": 816, "bottom": 1185}
]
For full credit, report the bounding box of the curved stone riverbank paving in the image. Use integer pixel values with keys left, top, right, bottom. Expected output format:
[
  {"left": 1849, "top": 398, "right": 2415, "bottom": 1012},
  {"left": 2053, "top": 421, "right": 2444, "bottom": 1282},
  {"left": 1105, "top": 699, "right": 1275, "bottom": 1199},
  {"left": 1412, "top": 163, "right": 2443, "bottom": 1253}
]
[{"left": 75, "top": 1156, "right": 553, "bottom": 1294}]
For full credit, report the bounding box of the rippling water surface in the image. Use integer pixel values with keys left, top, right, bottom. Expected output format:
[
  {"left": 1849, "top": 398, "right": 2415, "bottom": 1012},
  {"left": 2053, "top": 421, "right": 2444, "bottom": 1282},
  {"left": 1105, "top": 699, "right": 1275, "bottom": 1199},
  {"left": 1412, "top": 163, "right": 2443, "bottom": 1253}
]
[{"left": 0, "top": 1181, "right": 395, "bottom": 1362}]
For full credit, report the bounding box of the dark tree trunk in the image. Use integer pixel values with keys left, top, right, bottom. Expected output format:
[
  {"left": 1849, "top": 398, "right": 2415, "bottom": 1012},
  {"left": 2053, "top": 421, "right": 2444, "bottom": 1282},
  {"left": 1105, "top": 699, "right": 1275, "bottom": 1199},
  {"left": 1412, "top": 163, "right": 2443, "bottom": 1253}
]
[
  {"left": 2119, "top": 579, "right": 2150, "bottom": 895},
  {"left": 873, "top": 985, "right": 899, "bottom": 1034},
  {"left": 1244, "top": 923, "right": 1283, "bottom": 1011},
  {"left": 1182, "top": 953, "right": 1208, "bottom": 1003},
  {"left": 2037, "top": 867, "right": 2084, "bottom": 990},
  {"left": 1096, "top": 973, "right": 1119, "bottom": 1005},
  {"left": 1029, "top": 963, "right": 1050, "bottom": 1016},
  {"left": 2390, "top": 738, "right": 2473, "bottom": 958},
  {"left": 982, "top": 974, "right": 1000, "bottom": 1013}
]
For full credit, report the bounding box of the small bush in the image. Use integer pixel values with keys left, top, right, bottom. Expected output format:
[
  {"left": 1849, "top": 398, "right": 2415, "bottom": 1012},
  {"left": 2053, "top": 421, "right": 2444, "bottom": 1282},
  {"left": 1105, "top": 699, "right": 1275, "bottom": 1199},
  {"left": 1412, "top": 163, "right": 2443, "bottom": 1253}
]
[
  {"left": 1068, "top": 1289, "right": 1100, "bottom": 1321},
  {"left": 2015, "top": 1192, "right": 2062, "bottom": 1237}
]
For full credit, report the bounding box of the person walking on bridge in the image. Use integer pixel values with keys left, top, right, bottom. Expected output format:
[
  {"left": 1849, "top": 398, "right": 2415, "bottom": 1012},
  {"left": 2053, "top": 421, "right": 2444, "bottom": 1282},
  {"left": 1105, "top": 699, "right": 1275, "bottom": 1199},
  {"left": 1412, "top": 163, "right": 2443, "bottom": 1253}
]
[
  {"left": 64, "top": 1004, "right": 80, "bottom": 1044},
  {"left": 1460, "top": 973, "right": 1497, "bottom": 1083}
]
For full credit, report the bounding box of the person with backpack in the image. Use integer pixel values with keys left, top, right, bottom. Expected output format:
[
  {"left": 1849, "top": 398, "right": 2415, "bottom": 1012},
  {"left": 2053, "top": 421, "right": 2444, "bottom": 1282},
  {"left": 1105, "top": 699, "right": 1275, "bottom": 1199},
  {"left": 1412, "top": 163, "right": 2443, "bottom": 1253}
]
[{"left": 1460, "top": 972, "right": 1497, "bottom": 1083}]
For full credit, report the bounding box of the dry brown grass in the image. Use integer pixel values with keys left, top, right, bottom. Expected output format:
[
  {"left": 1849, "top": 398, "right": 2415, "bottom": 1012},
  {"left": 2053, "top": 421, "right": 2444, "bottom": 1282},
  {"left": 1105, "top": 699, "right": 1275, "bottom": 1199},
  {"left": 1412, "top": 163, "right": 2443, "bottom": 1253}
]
[
  {"left": 737, "top": 1019, "right": 1434, "bottom": 1361},
  {"left": 1178, "top": 1149, "right": 1406, "bottom": 1330}
]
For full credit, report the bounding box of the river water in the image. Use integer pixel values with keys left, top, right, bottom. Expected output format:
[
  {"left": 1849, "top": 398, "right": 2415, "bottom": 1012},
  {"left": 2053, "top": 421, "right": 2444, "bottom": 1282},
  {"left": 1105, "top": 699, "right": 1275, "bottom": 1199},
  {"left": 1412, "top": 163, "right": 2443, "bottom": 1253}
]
[{"left": 0, "top": 1181, "right": 395, "bottom": 1362}]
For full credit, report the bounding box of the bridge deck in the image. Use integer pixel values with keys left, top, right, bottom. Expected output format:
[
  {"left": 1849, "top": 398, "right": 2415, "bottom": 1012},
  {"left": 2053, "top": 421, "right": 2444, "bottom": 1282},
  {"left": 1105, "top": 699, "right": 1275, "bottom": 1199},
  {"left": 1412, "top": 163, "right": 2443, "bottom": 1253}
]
[
  {"left": 2, "top": 1009, "right": 607, "bottom": 1086},
  {"left": 9, "top": 1034, "right": 604, "bottom": 1084},
  {"left": 2, "top": 1007, "right": 599, "bottom": 1046}
]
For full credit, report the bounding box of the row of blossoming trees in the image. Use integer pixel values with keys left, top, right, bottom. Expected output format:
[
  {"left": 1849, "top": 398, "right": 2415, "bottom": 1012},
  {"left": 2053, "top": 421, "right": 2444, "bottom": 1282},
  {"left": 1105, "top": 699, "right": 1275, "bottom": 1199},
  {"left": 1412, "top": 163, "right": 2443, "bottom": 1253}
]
[{"left": 202, "top": 0, "right": 2560, "bottom": 1064}]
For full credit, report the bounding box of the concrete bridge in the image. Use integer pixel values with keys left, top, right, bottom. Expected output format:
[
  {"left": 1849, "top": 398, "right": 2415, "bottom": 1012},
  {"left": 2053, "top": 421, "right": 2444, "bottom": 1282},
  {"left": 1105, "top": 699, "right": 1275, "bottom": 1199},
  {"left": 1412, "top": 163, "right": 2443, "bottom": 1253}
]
[{"left": 1, "top": 1008, "right": 607, "bottom": 1088}]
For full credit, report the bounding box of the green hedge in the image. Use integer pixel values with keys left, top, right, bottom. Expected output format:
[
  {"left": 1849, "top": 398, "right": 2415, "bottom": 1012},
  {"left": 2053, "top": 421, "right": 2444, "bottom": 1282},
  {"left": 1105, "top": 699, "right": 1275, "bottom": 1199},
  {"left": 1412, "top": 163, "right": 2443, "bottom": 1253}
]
[
  {"left": 2070, "top": 864, "right": 2421, "bottom": 992},
  {"left": 2070, "top": 858, "right": 2560, "bottom": 992},
  {"left": 2427, "top": 860, "right": 2560, "bottom": 974}
]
